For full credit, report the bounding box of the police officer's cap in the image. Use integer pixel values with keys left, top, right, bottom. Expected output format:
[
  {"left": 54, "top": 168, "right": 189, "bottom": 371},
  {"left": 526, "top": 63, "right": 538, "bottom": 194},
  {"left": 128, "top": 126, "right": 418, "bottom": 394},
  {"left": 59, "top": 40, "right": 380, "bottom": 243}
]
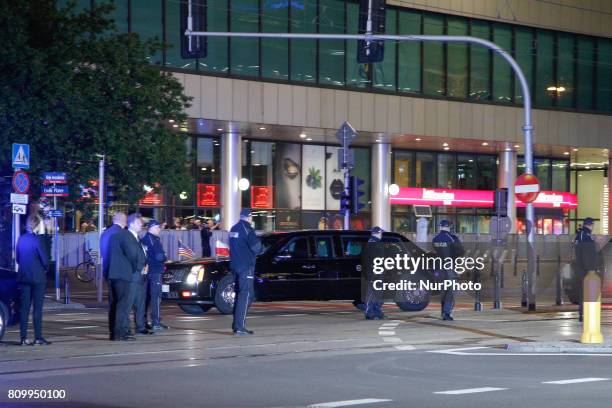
[
  {"left": 583, "top": 217, "right": 594, "bottom": 225},
  {"left": 438, "top": 219, "right": 451, "bottom": 228},
  {"left": 147, "top": 219, "right": 161, "bottom": 229},
  {"left": 240, "top": 208, "right": 252, "bottom": 218},
  {"left": 371, "top": 226, "right": 384, "bottom": 234}
]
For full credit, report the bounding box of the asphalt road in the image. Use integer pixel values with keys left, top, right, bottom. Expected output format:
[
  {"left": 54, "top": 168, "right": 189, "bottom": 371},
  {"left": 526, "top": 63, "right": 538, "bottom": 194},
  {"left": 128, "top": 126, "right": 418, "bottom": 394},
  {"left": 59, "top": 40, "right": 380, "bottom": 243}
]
[{"left": 1, "top": 294, "right": 612, "bottom": 408}]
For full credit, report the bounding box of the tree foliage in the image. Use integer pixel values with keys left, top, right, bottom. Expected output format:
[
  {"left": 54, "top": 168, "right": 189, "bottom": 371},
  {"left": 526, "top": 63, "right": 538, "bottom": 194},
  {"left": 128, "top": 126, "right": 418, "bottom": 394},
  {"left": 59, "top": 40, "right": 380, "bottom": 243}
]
[{"left": 0, "top": 0, "right": 192, "bottom": 205}]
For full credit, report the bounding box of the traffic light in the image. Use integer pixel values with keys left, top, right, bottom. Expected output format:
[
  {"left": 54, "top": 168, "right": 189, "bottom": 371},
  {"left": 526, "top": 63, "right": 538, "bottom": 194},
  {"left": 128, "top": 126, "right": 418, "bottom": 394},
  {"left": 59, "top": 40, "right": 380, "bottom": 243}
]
[
  {"left": 493, "top": 188, "right": 508, "bottom": 217},
  {"left": 349, "top": 176, "right": 366, "bottom": 215},
  {"left": 180, "top": 0, "right": 207, "bottom": 59},
  {"left": 106, "top": 184, "right": 116, "bottom": 207},
  {"left": 357, "top": 0, "right": 386, "bottom": 63}
]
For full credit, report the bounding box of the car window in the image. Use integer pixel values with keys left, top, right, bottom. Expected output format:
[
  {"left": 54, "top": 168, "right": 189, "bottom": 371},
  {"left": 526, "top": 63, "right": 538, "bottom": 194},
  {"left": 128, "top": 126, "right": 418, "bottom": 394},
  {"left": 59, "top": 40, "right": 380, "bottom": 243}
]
[
  {"left": 261, "top": 235, "right": 283, "bottom": 253},
  {"left": 341, "top": 236, "right": 369, "bottom": 257},
  {"left": 279, "top": 237, "right": 310, "bottom": 259},
  {"left": 314, "top": 237, "right": 333, "bottom": 258}
]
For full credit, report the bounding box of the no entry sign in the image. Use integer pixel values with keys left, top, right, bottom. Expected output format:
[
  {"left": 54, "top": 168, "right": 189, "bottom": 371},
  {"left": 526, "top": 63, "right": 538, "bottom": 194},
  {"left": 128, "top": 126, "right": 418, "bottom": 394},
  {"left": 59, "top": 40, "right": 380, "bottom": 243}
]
[{"left": 515, "top": 173, "right": 540, "bottom": 203}]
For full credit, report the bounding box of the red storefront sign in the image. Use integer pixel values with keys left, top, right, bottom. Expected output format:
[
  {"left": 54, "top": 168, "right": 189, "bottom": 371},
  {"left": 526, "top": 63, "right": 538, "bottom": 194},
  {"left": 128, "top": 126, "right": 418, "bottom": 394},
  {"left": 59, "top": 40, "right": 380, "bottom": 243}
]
[
  {"left": 389, "top": 187, "right": 577, "bottom": 209},
  {"left": 139, "top": 191, "right": 163, "bottom": 206},
  {"left": 197, "top": 184, "right": 220, "bottom": 206},
  {"left": 251, "top": 186, "right": 273, "bottom": 208}
]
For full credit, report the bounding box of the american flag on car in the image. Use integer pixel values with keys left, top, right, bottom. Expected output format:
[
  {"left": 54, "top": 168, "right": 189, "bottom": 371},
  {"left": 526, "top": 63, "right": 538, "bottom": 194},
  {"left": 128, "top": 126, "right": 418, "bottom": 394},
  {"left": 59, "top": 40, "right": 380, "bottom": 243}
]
[{"left": 178, "top": 240, "right": 195, "bottom": 260}]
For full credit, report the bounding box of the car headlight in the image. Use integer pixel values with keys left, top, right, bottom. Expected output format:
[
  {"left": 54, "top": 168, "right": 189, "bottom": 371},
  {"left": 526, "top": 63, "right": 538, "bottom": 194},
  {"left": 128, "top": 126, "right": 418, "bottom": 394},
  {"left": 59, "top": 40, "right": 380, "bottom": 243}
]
[{"left": 186, "top": 265, "right": 205, "bottom": 285}]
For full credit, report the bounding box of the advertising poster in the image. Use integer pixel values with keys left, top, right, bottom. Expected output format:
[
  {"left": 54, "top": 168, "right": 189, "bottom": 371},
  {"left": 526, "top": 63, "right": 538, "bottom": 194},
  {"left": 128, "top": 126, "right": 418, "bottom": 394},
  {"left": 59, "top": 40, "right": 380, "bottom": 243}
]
[
  {"left": 197, "top": 184, "right": 220, "bottom": 207},
  {"left": 326, "top": 147, "right": 344, "bottom": 210},
  {"left": 274, "top": 143, "right": 302, "bottom": 209},
  {"left": 301, "top": 145, "right": 326, "bottom": 210},
  {"left": 251, "top": 186, "right": 273, "bottom": 208},
  {"left": 275, "top": 210, "right": 301, "bottom": 231}
]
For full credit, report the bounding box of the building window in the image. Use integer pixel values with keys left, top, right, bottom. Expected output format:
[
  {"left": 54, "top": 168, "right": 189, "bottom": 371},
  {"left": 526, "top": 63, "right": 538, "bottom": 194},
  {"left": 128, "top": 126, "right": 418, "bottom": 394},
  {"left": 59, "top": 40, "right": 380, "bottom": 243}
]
[
  {"left": 535, "top": 30, "right": 554, "bottom": 107},
  {"left": 415, "top": 152, "right": 436, "bottom": 187},
  {"left": 596, "top": 38, "right": 612, "bottom": 112},
  {"left": 318, "top": 0, "right": 346, "bottom": 86},
  {"left": 492, "top": 23, "right": 513, "bottom": 103},
  {"left": 165, "top": 0, "right": 196, "bottom": 70},
  {"left": 447, "top": 17, "right": 468, "bottom": 98},
  {"left": 556, "top": 33, "right": 575, "bottom": 108},
  {"left": 261, "top": 0, "right": 289, "bottom": 80},
  {"left": 230, "top": 0, "right": 260, "bottom": 77},
  {"left": 514, "top": 27, "right": 534, "bottom": 105},
  {"left": 470, "top": 20, "right": 491, "bottom": 100},
  {"left": 346, "top": 1, "right": 369, "bottom": 89},
  {"left": 290, "top": 2, "right": 317, "bottom": 83},
  {"left": 437, "top": 153, "right": 456, "bottom": 188},
  {"left": 477, "top": 155, "right": 496, "bottom": 190},
  {"left": 200, "top": 0, "right": 229, "bottom": 73},
  {"left": 393, "top": 151, "right": 414, "bottom": 187},
  {"left": 423, "top": 14, "right": 444, "bottom": 96},
  {"left": 372, "top": 8, "right": 397, "bottom": 91},
  {"left": 576, "top": 36, "right": 595, "bottom": 110},
  {"left": 551, "top": 160, "right": 569, "bottom": 191},
  {"left": 397, "top": 9, "right": 421, "bottom": 93},
  {"left": 456, "top": 154, "right": 476, "bottom": 189},
  {"left": 131, "top": 0, "right": 163, "bottom": 64}
]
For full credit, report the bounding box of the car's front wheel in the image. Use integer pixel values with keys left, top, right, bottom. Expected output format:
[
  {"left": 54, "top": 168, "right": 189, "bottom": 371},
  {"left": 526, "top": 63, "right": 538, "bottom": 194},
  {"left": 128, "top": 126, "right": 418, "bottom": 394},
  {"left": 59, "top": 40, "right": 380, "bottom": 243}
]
[
  {"left": 214, "top": 274, "right": 236, "bottom": 315},
  {"left": 179, "top": 304, "right": 206, "bottom": 315},
  {"left": 394, "top": 273, "right": 430, "bottom": 311},
  {"left": 0, "top": 301, "right": 8, "bottom": 341}
]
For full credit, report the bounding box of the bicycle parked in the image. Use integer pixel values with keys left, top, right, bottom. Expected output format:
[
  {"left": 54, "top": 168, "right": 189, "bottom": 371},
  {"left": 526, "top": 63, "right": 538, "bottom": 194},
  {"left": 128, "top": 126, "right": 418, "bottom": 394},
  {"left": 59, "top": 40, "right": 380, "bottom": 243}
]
[{"left": 74, "top": 249, "right": 98, "bottom": 283}]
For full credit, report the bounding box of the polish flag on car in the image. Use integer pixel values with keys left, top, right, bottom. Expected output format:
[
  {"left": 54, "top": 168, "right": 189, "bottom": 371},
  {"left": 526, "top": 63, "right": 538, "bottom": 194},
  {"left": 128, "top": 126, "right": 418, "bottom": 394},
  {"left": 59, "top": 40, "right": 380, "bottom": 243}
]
[{"left": 215, "top": 240, "right": 230, "bottom": 257}]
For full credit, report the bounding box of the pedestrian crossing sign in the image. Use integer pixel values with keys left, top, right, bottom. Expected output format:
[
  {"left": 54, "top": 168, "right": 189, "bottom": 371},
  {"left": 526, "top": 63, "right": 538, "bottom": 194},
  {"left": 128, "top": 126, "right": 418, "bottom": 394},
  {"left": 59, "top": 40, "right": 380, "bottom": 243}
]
[{"left": 12, "top": 143, "right": 30, "bottom": 169}]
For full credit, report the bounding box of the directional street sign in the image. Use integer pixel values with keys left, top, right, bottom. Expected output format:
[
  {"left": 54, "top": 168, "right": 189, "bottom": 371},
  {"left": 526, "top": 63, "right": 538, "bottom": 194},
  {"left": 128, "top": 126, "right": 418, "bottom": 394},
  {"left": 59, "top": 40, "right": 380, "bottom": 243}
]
[
  {"left": 49, "top": 209, "right": 63, "bottom": 218},
  {"left": 12, "top": 143, "right": 30, "bottom": 169},
  {"left": 42, "top": 185, "right": 69, "bottom": 197},
  {"left": 515, "top": 173, "right": 540, "bottom": 203},
  {"left": 335, "top": 121, "right": 358, "bottom": 144},
  {"left": 10, "top": 193, "right": 29, "bottom": 205},
  {"left": 12, "top": 170, "right": 30, "bottom": 194},
  {"left": 12, "top": 204, "right": 26, "bottom": 215},
  {"left": 43, "top": 172, "right": 68, "bottom": 184}
]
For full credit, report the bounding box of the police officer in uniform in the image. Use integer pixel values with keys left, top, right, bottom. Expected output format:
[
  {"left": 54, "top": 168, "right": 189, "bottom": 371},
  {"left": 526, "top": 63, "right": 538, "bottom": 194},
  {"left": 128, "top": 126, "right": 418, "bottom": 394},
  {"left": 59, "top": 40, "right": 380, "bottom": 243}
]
[
  {"left": 574, "top": 217, "right": 599, "bottom": 322},
  {"left": 141, "top": 219, "right": 169, "bottom": 331},
  {"left": 364, "top": 227, "right": 387, "bottom": 320},
  {"left": 229, "top": 209, "right": 262, "bottom": 335},
  {"left": 433, "top": 220, "right": 464, "bottom": 321}
]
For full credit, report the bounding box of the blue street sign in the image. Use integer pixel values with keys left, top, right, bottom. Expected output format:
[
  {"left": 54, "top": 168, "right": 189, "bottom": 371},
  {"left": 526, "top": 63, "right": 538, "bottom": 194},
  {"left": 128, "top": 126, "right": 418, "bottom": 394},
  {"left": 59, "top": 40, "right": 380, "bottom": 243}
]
[
  {"left": 49, "top": 209, "right": 63, "bottom": 218},
  {"left": 42, "top": 185, "right": 69, "bottom": 197},
  {"left": 12, "top": 143, "right": 30, "bottom": 169},
  {"left": 43, "top": 172, "right": 68, "bottom": 184}
]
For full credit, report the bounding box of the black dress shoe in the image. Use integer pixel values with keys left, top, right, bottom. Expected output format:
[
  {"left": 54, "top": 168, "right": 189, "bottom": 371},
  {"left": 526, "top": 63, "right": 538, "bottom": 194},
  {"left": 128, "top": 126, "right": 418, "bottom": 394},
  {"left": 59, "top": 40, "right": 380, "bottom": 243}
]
[
  {"left": 365, "top": 316, "right": 376, "bottom": 320},
  {"left": 442, "top": 314, "right": 454, "bottom": 321},
  {"left": 116, "top": 335, "right": 137, "bottom": 341},
  {"left": 20, "top": 338, "right": 32, "bottom": 346},
  {"left": 33, "top": 338, "right": 52, "bottom": 345},
  {"left": 137, "top": 329, "right": 154, "bottom": 335},
  {"left": 233, "top": 329, "right": 254, "bottom": 336}
]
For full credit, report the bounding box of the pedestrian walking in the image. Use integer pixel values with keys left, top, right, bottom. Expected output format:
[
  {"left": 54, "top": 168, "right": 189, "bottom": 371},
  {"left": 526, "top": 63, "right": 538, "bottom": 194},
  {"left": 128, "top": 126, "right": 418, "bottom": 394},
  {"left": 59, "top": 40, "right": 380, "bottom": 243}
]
[
  {"left": 432, "top": 220, "right": 464, "bottom": 321},
  {"left": 101, "top": 212, "right": 127, "bottom": 341},
  {"left": 573, "top": 217, "right": 599, "bottom": 322},
  {"left": 229, "top": 209, "right": 262, "bottom": 335},
  {"left": 364, "top": 227, "right": 387, "bottom": 320},
  {"left": 142, "top": 219, "right": 169, "bottom": 331},
  {"left": 16, "top": 216, "right": 51, "bottom": 346},
  {"left": 107, "top": 213, "right": 147, "bottom": 341}
]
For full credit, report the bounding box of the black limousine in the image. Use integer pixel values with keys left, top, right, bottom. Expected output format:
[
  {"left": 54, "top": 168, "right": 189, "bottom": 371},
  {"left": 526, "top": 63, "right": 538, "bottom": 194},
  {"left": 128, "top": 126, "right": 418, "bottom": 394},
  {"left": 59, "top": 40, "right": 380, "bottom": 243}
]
[
  {"left": 162, "top": 230, "right": 436, "bottom": 315},
  {"left": 0, "top": 267, "right": 19, "bottom": 340}
]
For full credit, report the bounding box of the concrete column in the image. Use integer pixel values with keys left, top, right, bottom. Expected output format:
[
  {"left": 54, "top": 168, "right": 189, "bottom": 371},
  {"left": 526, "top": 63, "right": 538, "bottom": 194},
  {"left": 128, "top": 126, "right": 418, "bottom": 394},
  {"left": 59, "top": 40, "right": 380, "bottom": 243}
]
[
  {"left": 221, "top": 132, "right": 241, "bottom": 230},
  {"left": 371, "top": 143, "right": 392, "bottom": 231},
  {"left": 498, "top": 150, "right": 517, "bottom": 233}
]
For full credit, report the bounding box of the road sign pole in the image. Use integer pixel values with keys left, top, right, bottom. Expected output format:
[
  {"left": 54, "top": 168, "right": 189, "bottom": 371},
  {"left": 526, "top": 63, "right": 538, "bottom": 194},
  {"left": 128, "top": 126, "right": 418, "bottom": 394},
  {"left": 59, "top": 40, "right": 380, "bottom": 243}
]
[
  {"left": 12, "top": 211, "right": 20, "bottom": 271},
  {"left": 54, "top": 195, "right": 60, "bottom": 301},
  {"left": 97, "top": 155, "right": 105, "bottom": 303}
]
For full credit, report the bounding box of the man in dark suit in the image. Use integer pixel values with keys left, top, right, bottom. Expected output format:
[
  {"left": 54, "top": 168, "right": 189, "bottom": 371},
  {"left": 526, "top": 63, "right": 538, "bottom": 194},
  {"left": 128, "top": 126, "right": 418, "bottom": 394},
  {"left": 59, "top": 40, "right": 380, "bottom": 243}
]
[
  {"left": 101, "top": 212, "right": 127, "bottom": 340},
  {"left": 107, "top": 213, "right": 146, "bottom": 341},
  {"left": 16, "top": 216, "right": 51, "bottom": 346}
]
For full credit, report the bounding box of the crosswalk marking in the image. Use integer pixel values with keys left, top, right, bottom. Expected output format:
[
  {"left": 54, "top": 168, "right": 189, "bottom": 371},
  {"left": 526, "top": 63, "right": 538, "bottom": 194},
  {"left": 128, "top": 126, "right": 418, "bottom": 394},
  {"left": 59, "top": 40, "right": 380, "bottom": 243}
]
[
  {"left": 435, "top": 387, "right": 507, "bottom": 395},
  {"left": 542, "top": 378, "right": 610, "bottom": 385},
  {"left": 62, "top": 326, "right": 99, "bottom": 330},
  {"left": 307, "top": 398, "right": 392, "bottom": 407}
]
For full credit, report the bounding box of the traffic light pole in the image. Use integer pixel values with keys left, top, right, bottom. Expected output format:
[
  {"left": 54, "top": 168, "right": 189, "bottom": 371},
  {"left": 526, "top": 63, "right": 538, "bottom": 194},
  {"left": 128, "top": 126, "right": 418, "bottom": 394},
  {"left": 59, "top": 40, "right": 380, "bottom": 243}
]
[
  {"left": 187, "top": 30, "right": 536, "bottom": 308},
  {"left": 97, "top": 155, "right": 105, "bottom": 303}
]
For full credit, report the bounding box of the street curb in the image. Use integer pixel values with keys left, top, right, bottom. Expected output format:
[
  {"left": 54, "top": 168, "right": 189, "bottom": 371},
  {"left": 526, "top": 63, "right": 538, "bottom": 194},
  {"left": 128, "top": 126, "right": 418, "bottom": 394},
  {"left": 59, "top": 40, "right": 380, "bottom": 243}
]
[
  {"left": 43, "top": 299, "right": 86, "bottom": 311},
  {"left": 506, "top": 341, "right": 612, "bottom": 353}
]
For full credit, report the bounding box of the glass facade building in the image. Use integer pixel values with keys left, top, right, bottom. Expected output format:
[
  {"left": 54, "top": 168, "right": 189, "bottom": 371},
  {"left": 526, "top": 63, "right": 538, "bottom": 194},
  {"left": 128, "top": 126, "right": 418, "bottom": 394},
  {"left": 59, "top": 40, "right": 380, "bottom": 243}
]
[{"left": 65, "top": 0, "right": 612, "bottom": 113}]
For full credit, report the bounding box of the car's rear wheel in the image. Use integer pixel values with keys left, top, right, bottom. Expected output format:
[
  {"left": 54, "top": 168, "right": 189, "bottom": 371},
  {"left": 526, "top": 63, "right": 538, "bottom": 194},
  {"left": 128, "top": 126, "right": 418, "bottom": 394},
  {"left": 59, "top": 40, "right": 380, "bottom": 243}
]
[
  {"left": 394, "top": 273, "right": 430, "bottom": 312},
  {"left": 0, "top": 302, "right": 8, "bottom": 341},
  {"left": 179, "top": 304, "right": 205, "bottom": 315},
  {"left": 215, "top": 274, "right": 236, "bottom": 315}
]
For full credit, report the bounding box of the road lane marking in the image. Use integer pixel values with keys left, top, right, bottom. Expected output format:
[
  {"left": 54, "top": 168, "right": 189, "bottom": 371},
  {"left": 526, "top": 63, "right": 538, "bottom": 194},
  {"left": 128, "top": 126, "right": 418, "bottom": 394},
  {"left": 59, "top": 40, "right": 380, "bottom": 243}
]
[
  {"left": 307, "top": 398, "right": 392, "bottom": 407},
  {"left": 382, "top": 337, "right": 402, "bottom": 344},
  {"left": 428, "top": 347, "right": 612, "bottom": 357},
  {"left": 50, "top": 313, "right": 90, "bottom": 316},
  {"left": 62, "top": 326, "right": 99, "bottom": 330},
  {"left": 277, "top": 314, "right": 307, "bottom": 317},
  {"left": 378, "top": 331, "right": 396, "bottom": 336},
  {"left": 394, "top": 345, "right": 416, "bottom": 351},
  {"left": 434, "top": 387, "right": 507, "bottom": 395},
  {"left": 542, "top": 378, "right": 610, "bottom": 385}
]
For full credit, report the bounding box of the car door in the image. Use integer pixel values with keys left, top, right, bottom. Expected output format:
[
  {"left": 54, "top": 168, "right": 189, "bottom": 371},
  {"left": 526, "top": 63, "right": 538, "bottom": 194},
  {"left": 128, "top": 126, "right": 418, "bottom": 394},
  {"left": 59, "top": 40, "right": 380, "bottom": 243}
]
[
  {"left": 266, "top": 236, "right": 312, "bottom": 300},
  {"left": 337, "top": 235, "right": 370, "bottom": 301},
  {"left": 309, "top": 235, "right": 339, "bottom": 300}
]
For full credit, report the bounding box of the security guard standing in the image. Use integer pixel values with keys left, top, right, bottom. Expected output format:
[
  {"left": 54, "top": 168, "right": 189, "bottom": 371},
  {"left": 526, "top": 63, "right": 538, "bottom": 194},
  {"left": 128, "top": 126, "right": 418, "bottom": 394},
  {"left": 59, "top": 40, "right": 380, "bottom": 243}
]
[
  {"left": 364, "top": 227, "right": 387, "bottom": 320},
  {"left": 229, "top": 209, "right": 262, "bottom": 335},
  {"left": 433, "top": 220, "right": 464, "bottom": 321},
  {"left": 141, "top": 219, "right": 169, "bottom": 331},
  {"left": 574, "top": 217, "right": 599, "bottom": 322}
]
